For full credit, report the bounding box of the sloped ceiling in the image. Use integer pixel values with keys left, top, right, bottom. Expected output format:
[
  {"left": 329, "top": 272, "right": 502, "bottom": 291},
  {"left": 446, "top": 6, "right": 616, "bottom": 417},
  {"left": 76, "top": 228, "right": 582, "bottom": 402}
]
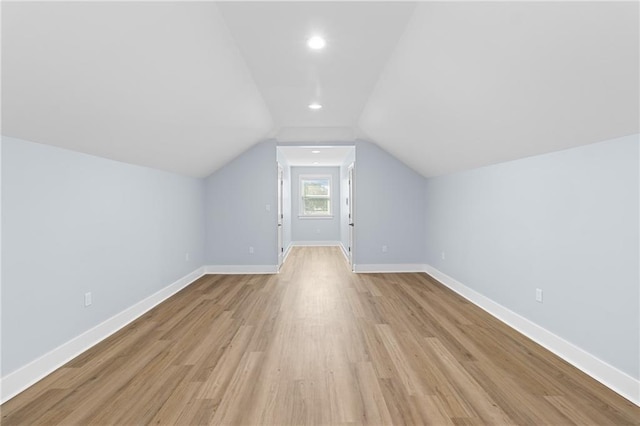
[
  {"left": 360, "top": 2, "right": 639, "bottom": 177},
  {"left": 2, "top": 2, "right": 638, "bottom": 178},
  {"left": 1, "top": 2, "right": 272, "bottom": 177}
]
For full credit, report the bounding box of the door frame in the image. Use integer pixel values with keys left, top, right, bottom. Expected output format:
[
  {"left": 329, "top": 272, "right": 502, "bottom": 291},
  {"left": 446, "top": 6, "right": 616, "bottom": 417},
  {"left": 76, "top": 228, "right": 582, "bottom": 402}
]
[
  {"left": 277, "top": 163, "right": 284, "bottom": 270},
  {"left": 348, "top": 163, "right": 355, "bottom": 271}
]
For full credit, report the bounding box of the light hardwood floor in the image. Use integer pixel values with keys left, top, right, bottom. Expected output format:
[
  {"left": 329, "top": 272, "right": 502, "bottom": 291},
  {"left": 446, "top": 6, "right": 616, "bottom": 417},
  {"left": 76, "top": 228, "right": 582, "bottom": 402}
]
[{"left": 2, "top": 246, "right": 639, "bottom": 425}]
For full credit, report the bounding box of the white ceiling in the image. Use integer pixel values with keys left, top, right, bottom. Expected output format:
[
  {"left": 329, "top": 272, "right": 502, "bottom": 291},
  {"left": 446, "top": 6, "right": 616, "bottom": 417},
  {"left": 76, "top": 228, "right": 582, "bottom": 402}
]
[
  {"left": 217, "top": 2, "right": 415, "bottom": 142},
  {"left": 2, "top": 2, "right": 638, "bottom": 178},
  {"left": 278, "top": 146, "right": 354, "bottom": 167},
  {"left": 1, "top": 2, "right": 271, "bottom": 178},
  {"left": 360, "top": 2, "right": 639, "bottom": 177}
]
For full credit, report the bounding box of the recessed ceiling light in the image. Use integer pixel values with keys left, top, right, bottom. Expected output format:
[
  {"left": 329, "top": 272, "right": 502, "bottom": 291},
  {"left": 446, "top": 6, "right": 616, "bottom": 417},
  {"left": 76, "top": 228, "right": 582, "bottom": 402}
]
[
  {"left": 308, "top": 103, "right": 322, "bottom": 110},
  {"left": 311, "top": 150, "right": 321, "bottom": 154},
  {"left": 307, "top": 36, "right": 326, "bottom": 50}
]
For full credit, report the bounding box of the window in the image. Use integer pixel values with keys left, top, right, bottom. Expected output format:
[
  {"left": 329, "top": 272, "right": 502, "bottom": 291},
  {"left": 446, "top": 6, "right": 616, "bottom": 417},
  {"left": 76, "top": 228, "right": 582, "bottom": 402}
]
[{"left": 299, "top": 175, "right": 332, "bottom": 217}]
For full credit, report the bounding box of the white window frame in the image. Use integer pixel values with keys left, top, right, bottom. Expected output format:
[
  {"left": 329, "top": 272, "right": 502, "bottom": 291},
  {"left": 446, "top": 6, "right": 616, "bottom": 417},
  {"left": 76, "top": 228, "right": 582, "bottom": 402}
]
[{"left": 299, "top": 174, "right": 333, "bottom": 218}]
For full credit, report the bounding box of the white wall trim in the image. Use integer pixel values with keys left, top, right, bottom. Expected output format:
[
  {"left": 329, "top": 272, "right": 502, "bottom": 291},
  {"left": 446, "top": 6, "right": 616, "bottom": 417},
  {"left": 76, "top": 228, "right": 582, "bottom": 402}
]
[
  {"left": 339, "top": 242, "right": 350, "bottom": 262},
  {"left": 355, "top": 263, "right": 426, "bottom": 273},
  {"left": 292, "top": 241, "right": 341, "bottom": 247},
  {"left": 204, "top": 265, "right": 278, "bottom": 274},
  {"left": 282, "top": 243, "right": 293, "bottom": 265},
  {"left": 423, "top": 264, "right": 640, "bottom": 407},
  {"left": 0, "top": 267, "right": 206, "bottom": 404}
]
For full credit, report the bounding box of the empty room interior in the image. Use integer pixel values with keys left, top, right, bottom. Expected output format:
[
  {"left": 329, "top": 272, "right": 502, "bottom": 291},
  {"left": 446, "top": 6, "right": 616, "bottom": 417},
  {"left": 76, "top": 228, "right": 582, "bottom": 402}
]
[{"left": 1, "top": 1, "right": 639, "bottom": 424}]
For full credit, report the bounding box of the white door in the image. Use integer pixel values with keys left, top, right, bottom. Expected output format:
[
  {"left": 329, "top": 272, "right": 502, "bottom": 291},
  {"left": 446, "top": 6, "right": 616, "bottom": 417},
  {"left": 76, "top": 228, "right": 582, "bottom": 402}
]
[
  {"left": 348, "top": 164, "right": 355, "bottom": 270},
  {"left": 277, "top": 164, "right": 284, "bottom": 269}
]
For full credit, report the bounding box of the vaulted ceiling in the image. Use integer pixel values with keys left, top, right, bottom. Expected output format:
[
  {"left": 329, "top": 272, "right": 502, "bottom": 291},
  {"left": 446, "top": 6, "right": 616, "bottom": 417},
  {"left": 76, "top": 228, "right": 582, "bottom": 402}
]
[{"left": 2, "top": 2, "right": 638, "bottom": 178}]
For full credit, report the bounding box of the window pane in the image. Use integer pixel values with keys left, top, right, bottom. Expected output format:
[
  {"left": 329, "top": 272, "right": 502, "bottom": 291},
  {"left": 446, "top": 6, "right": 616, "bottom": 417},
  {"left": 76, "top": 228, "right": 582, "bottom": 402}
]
[
  {"left": 300, "top": 175, "right": 332, "bottom": 216},
  {"left": 303, "top": 198, "right": 330, "bottom": 215},
  {"left": 303, "top": 179, "right": 329, "bottom": 196}
]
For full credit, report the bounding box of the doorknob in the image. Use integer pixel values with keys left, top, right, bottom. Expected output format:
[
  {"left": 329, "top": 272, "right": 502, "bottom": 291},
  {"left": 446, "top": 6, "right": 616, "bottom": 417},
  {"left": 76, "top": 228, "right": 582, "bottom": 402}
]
[{"left": 349, "top": 223, "right": 354, "bottom": 226}]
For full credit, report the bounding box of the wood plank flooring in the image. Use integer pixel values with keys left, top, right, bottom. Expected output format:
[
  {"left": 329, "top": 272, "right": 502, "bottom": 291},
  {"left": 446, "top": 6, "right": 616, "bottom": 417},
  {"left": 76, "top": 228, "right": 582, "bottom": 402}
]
[{"left": 2, "top": 246, "right": 639, "bottom": 425}]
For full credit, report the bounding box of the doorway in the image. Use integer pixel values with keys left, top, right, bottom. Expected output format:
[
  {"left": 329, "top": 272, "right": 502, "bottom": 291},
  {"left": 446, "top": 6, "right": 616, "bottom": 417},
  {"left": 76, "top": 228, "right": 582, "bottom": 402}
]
[{"left": 276, "top": 145, "right": 355, "bottom": 270}]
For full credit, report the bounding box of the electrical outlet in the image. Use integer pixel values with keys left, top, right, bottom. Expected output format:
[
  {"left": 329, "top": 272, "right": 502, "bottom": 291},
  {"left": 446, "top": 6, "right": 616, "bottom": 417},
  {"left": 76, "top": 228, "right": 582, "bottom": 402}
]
[
  {"left": 84, "top": 292, "right": 92, "bottom": 307},
  {"left": 536, "top": 288, "right": 543, "bottom": 303},
  {"left": 382, "top": 245, "right": 388, "bottom": 253},
  {"left": 185, "top": 252, "right": 190, "bottom": 262},
  {"left": 441, "top": 252, "right": 445, "bottom": 260},
  {"left": 249, "top": 246, "right": 254, "bottom": 254}
]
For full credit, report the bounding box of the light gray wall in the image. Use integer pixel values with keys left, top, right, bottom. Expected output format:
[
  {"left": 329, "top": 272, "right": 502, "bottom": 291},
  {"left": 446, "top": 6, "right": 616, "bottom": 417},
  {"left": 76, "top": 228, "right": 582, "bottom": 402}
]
[
  {"left": 354, "top": 140, "right": 427, "bottom": 265},
  {"left": 204, "top": 140, "right": 278, "bottom": 266},
  {"left": 340, "top": 149, "right": 356, "bottom": 252},
  {"left": 291, "top": 166, "right": 341, "bottom": 242},
  {"left": 5, "top": 130, "right": 636, "bottom": 392},
  {"left": 424, "top": 134, "right": 640, "bottom": 379},
  {"left": 1, "top": 136, "right": 206, "bottom": 375}
]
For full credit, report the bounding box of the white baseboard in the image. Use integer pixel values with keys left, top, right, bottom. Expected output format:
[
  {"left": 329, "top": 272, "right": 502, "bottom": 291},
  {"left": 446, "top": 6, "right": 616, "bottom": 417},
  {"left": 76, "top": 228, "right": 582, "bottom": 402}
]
[
  {"left": 0, "top": 267, "right": 206, "bottom": 404},
  {"left": 423, "top": 264, "right": 640, "bottom": 407},
  {"left": 292, "top": 241, "right": 341, "bottom": 247},
  {"left": 291, "top": 241, "right": 340, "bottom": 247},
  {"left": 355, "top": 263, "right": 426, "bottom": 273},
  {"left": 339, "top": 243, "right": 350, "bottom": 262},
  {"left": 204, "top": 265, "right": 278, "bottom": 274},
  {"left": 6, "top": 262, "right": 636, "bottom": 407},
  {"left": 282, "top": 243, "right": 293, "bottom": 264}
]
